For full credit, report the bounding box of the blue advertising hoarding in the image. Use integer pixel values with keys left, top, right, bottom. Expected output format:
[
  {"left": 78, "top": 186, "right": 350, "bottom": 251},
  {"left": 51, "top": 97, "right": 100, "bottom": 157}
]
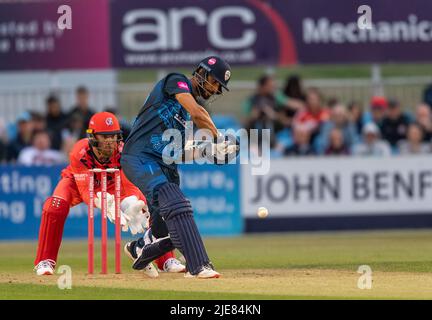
[
  {"left": 0, "top": 164, "right": 242, "bottom": 240},
  {"left": 180, "top": 163, "right": 242, "bottom": 236}
]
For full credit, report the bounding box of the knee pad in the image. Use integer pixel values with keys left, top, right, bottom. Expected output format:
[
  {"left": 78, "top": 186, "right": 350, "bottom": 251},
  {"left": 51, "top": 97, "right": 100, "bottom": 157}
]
[
  {"left": 157, "top": 183, "right": 192, "bottom": 221},
  {"left": 43, "top": 197, "right": 69, "bottom": 217}
]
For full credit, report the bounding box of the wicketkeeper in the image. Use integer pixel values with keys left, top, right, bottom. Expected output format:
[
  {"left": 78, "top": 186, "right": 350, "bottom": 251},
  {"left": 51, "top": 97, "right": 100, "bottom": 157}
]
[{"left": 34, "top": 112, "right": 185, "bottom": 276}]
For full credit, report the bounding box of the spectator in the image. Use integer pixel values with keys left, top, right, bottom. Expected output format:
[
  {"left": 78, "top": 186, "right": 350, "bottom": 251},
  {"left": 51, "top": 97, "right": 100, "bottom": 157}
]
[
  {"left": 31, "top": 112, "right": 47, "bottom": 132},
  {"left": 62, "top": 113, "right": 85, "bottom": 150},
  {"left": 275, "top": 75, "right": 306, "bottom": 129},
  {"left": 6, "top": 112, "right": 34, "bottom": 162},
  {"left": 293, "top": 87, "right": 329, "bottom": 144},
  {"left": 422, "top": 82, "right": 432, "bottom": 109},
  {"left": 68, "top": 86, "right": 95, "bottom": 138},
  {"left": 0, "top": 140, "right": 6, "bottom": 163},
  {"left": 414, "top": 103, "right": 432, "bottom": 142},
  {"left": 17, "top": 130, "right": 65, "bottom": 166},
  {"left": 325, "top": 128, "right": 350, "bottom": 156},
  {"left": 281, "top": 75, "right": 305, "bottom": 101},
  {"left": 326, "top": 97, "right": 339, "bottom": 109},
  {"left": 0, "top": 119, "right": 7, "bottom": 163},
  {"left": 46, "top": 95, "right": 67, "bottom": 150},
  {"left": 398, "top": 124, "right": 430, "bottom": 155},
  {"left": 352, "top": 122, "right": 392, "bottom": 156},
  {"left": 347, "top": 101, "right": 364, "bottom": 136},
  {"left": 244, "top": 75, "right": 278, "bottom": 148},
  {"left": 316, "top": 104, "right": 358, "bottom": 154},
  {"left": 284, "top": 124, "right": 316, "bottom": 156},
  {"left": 380, "top": 99, "right": 411, "bottom": 148},
  {"left": 369, "top": 96, "right": 388, "bottom": 127}
]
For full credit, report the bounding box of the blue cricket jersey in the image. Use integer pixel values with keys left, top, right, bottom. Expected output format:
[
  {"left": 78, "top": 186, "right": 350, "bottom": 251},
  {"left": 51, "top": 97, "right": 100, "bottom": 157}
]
[{"left": 122, "top": 73, "right": 193, "bottom": 169}]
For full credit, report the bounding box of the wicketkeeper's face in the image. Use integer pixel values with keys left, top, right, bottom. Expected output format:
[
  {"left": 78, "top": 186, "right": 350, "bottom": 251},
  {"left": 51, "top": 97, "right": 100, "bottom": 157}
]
[{"left": 95, "top": 134, "right": 119, "bottom": 158}]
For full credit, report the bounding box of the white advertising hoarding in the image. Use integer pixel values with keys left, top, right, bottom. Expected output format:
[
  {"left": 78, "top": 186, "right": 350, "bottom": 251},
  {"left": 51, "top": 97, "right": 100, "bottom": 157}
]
[{"left": 242, "top": 156, "right": 432, "bottom": 218}]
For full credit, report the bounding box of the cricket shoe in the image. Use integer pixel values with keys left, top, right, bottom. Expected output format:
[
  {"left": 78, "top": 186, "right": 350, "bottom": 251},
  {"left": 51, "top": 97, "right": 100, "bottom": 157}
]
[
  {"left": 161, "top": 258, "right": 186, "bottom": 273},
  {"left": 124, "top": 241, "right": 159, "bottom": 278},
  {"left": 124, "top": 241, "right": 139, "bottom": 260},
  {"left": 184, "top": 266, "right": 221, "bottom": 279},
  {"left": 34, "top": 259, "right": 56, "bottom": 276}
]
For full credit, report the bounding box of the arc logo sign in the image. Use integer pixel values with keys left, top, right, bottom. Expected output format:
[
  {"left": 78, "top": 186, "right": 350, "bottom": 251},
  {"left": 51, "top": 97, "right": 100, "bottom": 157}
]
[{"left": 110, "top": 0, "right": 297, "bottom": 67}]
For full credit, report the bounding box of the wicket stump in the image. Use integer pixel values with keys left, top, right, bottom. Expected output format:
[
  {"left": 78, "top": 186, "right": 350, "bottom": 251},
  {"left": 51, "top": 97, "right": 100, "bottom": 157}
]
[{"left": 87, "top": 168, "right": 122, "bottom": 275}]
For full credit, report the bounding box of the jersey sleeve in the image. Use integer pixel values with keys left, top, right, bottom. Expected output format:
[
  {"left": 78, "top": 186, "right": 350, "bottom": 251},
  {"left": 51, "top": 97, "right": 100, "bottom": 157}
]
[
  {"left": 69, "top": 151, "right": 93, "bottom": 205},
  {"left": 164, "top": 74, "right": 192, "bottom": 97}
]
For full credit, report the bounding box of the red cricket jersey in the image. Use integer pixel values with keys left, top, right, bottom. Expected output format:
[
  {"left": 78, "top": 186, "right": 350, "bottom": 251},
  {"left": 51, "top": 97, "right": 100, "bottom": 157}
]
[{"left": 60, "top": 139, "right": 145, "bottom": 205}]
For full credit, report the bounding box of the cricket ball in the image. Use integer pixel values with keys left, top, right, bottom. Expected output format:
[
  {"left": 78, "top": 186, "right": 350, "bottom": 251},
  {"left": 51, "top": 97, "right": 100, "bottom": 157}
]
[{"left": 257, "top": 207, "right": 269, "bottom": 219}]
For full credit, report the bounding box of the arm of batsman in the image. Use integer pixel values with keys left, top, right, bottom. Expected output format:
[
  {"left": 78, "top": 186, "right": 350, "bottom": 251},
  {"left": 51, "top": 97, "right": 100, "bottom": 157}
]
[{"left": 120, "top": 196, "right": 149, "bottom": 235}]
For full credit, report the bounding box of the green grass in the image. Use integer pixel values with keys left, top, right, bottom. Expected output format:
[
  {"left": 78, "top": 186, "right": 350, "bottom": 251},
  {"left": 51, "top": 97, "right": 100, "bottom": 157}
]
[
  {"left": 206, "top": 231, "right": 432, "bottom": 272},
  {"left": 1, "top": 230, "right": 432, "bottom": 299},
  {"left": 2, "top": 283, "right": 383, "bottom": 300},
  {"left": 5, "top": 230, "right": 432, "bottom": 273},
  {"left": 0, "top": 283, "right": 294, "bottom": 300}
]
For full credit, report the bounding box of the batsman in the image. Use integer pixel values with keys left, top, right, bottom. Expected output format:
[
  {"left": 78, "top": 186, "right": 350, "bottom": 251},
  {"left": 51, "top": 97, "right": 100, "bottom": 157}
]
[
  {"left": 34, "top": 112, "right": 185, "bottom": 277},
  {"left": 121, "top": 56, "right": 239, "bottom": 278}
]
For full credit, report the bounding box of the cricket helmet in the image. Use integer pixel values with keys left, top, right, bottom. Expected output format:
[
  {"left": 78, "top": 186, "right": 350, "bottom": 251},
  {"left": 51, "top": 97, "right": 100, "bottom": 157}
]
[
  {"left": 193, "top": 56, "right": 231, "bottom": 94},
  {"left": 87, "top": 112, "right": 122, "bottom": 135},
  {"left": 86, "top": 112, "right": 123, "bottom": 149}
]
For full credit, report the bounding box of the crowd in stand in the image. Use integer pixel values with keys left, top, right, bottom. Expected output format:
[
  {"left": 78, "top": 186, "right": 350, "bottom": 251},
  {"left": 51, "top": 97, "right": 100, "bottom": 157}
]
[
  {"left": 1, "top": 76, "right": 432, "bottom": 166},
  {"left": 0, "top": 86, "right": 130, "bottom": 166},
  {"left": 243, "top": 74, "right": 432, "bottom": 157}
]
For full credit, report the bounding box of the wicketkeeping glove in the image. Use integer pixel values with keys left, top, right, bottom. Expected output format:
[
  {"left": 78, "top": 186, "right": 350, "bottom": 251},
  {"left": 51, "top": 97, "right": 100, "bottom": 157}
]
[
  {"left": 120, "top": 196, "right": 149, "bottom": 235},
  {"left": 94, "top": 192, "right": 129, "bottom": 231},
  {"left": 94, "top": 193, "right": 149, "bottom": 235}
]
